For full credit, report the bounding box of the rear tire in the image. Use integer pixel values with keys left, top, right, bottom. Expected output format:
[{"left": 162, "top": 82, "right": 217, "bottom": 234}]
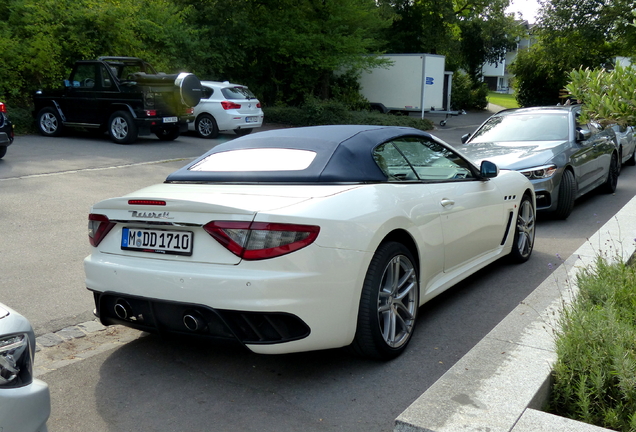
[
  {"left": 0, "top": 146, "right": 6, "bottom": 159},
  {"left": 510, "top": 194, "right": 535, "bottom": 263},
  {"left": 234, "top": 128, "right": 253, "bottom": 136},
  {"left": 626, "top": 147, "right": 636, "bottom": 166},
  {"left": 108, "top": 111, "right": 138, "bottom": 144},
  {"left": 195, "top": 114, "right": 219, "bottom": 139},
  {"left": 351, "top": 242, "right": 419, "bottom": 360},
  {"left": 554, "top": 169, "right": 576, "bottom": 220},
  {"left": 155, "top": 128, "right": 180, "bottom": 141},
  {"left": 36, "top": 107, "right": 64, "bottom": 137},
  {"left": 602, "top": 153, "right": 619, "bottom": 194}
]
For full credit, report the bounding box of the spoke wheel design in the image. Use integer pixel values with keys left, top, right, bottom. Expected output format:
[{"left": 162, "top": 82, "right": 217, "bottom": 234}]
[
  {"left": 195, "top": 114, "right": 219, "bottom": 139},
  {"left": 377, "top": 255, "right": 418, "bottom": 348},
  {"left": 108, "top": 111, "right": 138, "bottom": 144},
  {"left": 36, "top": 107, "right": 63, "bottom": 137},
  {"left": 511, "top": 194, "right": 535, "bottom": 263},
  {"left": 352, "top": 242, "right": 419, "bottom": 360}
]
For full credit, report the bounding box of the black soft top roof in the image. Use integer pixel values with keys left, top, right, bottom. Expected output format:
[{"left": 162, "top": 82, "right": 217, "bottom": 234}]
[{"left": 166, "top": 125, "right": 437, "bottom": 183}]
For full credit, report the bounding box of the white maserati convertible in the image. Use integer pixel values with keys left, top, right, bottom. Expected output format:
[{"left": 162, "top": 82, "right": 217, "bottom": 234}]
[{"left": 84, "top": 125, "right": 535, "bottom": 359}]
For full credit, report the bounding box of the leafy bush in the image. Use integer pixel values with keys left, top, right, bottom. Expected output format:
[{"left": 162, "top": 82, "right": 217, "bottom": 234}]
[
  {"left": 264, "top": 98, "right": 434, "bottom": 130},
  {"left": 6, "top": 106, "right": 36, "bottom": 135},
  {"left": 451, "top": 71, "right": 488, "bottom": 111},
  {"left": 549, "top": 257, "right": 636, "bottom": 431}
]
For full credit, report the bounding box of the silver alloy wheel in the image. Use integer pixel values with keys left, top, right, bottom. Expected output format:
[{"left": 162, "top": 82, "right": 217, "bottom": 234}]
[
  {"left": 516, "top": 198, "right": 535, "bottom": 258},
  {"left": 377, "top": 254, "right": 418, "bottom": 348},
  {"left": 40, "top": 112, "right": 58, "bottom": 134},
  {"left": 198, "top": 117, "right": 214, "bottom": 136},
  {"left": 110, "top": 116, "right": 129, "bottom": 140}
]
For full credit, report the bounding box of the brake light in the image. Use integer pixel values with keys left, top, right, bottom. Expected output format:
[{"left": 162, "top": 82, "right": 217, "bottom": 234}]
[
  {"left": 203, "top": 221, "right": 320, "bottom": 260},
  {"left": 128, "top": 200, "right": 166, "bottom": 206},
  {"left": 144, "top": 110, "right": 157, "bottom": 117},
  {"left": 257, "top": 102, "right": 261, "bottom": 108},
  {"left": 88, "top": 214, "right": 116, "bottom": 247},
  {"left": 0, "top": 102, "right": 5, "bottom": 113},
  {"left": 221, "top": 101, "right": 241, "bottom": 110}
]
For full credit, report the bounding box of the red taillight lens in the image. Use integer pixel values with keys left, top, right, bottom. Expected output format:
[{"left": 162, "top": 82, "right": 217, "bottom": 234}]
[
  {"left": 144, "top": 110, "right": 157, "bottom": 117},
  {"left": 88, "top": 214, "right": 116, "bottom": 247},
  {"left": 256, "top": 102, "right": 261, "bottom": 108},
  {"left": 221, "top": 101, "right": 241, "bottom": 110},
  {"left": 203, "top": 221, "right": 320, "bottom": 260},
  {"left": 128, "top": 200, "right": 166, "bottom": 206},
  {"left": 0, "top": 102, "right": 5, "bottom": 113}
]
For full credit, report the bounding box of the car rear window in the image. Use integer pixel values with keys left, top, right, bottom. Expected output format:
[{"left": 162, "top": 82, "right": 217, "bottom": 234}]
[
  {"left": 188, "top": 148, "right": 317, "bottom": 172},
  {"left": 221, "top": 86, "right": 257, "bottom": 100},
  {"left": 471, "top": 113, "right": 570, "bottom": 142}
]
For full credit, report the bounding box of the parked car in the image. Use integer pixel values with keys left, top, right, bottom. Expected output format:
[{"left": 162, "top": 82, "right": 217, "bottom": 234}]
[
  {"left": 84, "top": 125, "right": 535, "bottom": 360},
  {"left": 34, "top": 57, "right": 202, "bottom": 144},
  {"left": 608, "top": 123, "right": 636, "bottom": 170},
  {"left": 0, "top": 101, "right": 14, "bottom": 159},
  {"left": 190, "top": 81, "right": 263, "bottom": 139},
  {"left": 461, "top": 105, "right": 619, "bottom": 220},
  {"left": 0, "top": 303, "right": 50, "bottom": 432}
]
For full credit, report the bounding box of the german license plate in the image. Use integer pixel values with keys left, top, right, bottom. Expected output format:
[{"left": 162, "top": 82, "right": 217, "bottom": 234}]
[
  {"left": 121, "top": 228, "right": 193, "bottom": 256},
  {"left": 163, "top": 117, "right": 178, "bottom": 123},
  {"left": 245, "top": 116, "right": 258, "bottom": 123}
]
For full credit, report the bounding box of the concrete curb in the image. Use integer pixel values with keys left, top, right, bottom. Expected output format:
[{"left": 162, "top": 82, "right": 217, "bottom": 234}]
[{"left": 394, "top": 197, "right": 636, "bottom": 431}]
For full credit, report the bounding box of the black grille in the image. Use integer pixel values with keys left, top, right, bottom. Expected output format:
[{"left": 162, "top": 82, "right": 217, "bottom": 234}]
[{"left": 93, "top": 291, "right": 310, "bottom": 345}]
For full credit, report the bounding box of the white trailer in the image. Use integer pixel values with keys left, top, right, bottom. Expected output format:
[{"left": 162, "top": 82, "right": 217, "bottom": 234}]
[{"left": 358, "top": 54, "right": 455, "bottom": 123}]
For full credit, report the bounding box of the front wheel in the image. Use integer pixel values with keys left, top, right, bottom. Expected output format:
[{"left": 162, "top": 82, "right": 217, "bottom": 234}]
[
  {"left": 602, "top": 153, "right": 619, "bottom": 194},
  {"left": 351, "top": 242, "right": 419, "bottom": 360},
  {"left": 554, "top": 169, "right": 576, "bottom": 220},
  {"left": 510, "top": 194, "right": 535, "bottom": 263},
  {"left": 155, "top": 128, "right": 180, "bottom": 141},
  {"left": 36, "top": 107, "right": 64, "bottom": 137},
  {"left": 108, "top": 111, "right": 138, "bottom": 144}
]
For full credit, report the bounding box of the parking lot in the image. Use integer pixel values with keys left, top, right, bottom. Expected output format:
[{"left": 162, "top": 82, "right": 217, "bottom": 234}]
[{"left": 3, "top": 124, "right": 636, "bottom": 431}]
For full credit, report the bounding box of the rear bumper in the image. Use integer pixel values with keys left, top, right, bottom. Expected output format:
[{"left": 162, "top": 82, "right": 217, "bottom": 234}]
[
  {"left": 0, "top": 378, "right": 50, "bottom": 432},
  {"left": 84, "top": 246, "right": 370, "bottom": 354},
  {"left": 136, "top": 115, "right": 193, "bottom": 134}
]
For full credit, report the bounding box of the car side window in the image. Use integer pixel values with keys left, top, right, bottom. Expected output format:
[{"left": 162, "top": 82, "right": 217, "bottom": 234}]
[
  {"left": 71, "top": 64, "right": 97, "bottom": 89},
  {"left": 374, "top": 137, "right": 475, "bottom": 182},
  {"left": 99, "top": 65, "right": 113, "bottom": 89},
  {"left": 202, "top": 86, "right": 214, "bottom": 99}
]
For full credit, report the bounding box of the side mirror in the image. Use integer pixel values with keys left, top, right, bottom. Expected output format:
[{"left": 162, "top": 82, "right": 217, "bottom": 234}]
[
  {"left": 461, "top": 133, "right": 470, "bottom": 144},
  {"left": 480, "top": 160, "right": 499, "bottom": 179},
  {"left": 576, "top": 128, "right": 592, "bottom": 142}
]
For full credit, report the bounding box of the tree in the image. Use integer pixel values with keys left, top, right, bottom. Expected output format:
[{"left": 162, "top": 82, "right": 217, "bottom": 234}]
[
  {"left": 380, "top": 0, "right": 520, "bottom": 84},
  {"left": 511, "top": 0, "right": 636, "bottom": 106},
  {"left": 180, "top": 0, "right": 393, "bottom": 106}
]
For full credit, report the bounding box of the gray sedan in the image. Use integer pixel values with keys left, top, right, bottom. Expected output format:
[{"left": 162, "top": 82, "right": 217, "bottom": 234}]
[{"left": 461, "top": 105, "right": 619, "bottom": 219}]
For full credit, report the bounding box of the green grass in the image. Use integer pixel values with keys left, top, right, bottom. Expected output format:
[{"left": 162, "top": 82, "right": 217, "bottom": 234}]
[
  {"left": 548, "top": 257, "right": 636, "bottom": 431},
  {"left": 487, "top": 91, "right": 519, "bottom": 109}
]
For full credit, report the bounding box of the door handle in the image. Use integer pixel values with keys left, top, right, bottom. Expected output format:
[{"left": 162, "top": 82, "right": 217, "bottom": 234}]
[{"left": 441, "top": 198, "right": 455, "bottom": 207}]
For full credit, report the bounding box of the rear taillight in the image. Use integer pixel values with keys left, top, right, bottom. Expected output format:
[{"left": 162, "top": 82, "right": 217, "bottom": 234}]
[
  {"left": 0, "top": 102, "right": 5, "bottom": 113},
  {"left": 256, "top": 102, "right": 261, "bottom": 108},
  {"left": 128, "top": 200, "right": 166, "bottom": 206},
  {"left": 203, "top": 221, "right": 320, "bottom": 260},
  {"left": 221, "top": 101, "right": 241, "bottom": 110},
  {"left": 88, "top": 214, "right": 116, "bottom": 247}
]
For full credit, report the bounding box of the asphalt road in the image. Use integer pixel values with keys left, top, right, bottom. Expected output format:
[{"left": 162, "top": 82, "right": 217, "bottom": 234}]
[{"left": 2, "top": 117, "right": 635, "bottom": 432}]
